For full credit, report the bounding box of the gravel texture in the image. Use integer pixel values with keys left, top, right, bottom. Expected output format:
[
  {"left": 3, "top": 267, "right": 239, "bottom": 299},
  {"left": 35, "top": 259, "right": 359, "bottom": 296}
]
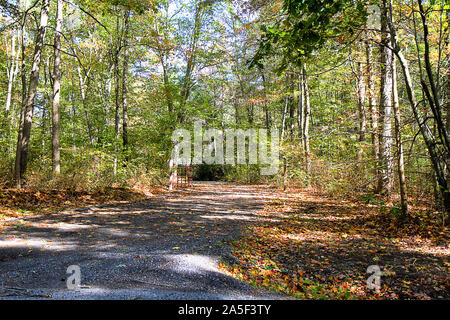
[{"left": 0, "top": 182, "right": 287, "bottom": 300}]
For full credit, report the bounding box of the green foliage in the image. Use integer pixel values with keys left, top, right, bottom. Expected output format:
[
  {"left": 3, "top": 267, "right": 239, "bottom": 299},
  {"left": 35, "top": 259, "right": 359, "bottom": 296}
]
[
  {"left": 389, "top": 202, "right": 404, "bottom": 217},
  {"left": 251, "top": 0, "right": 366, "bottom": 70},
  {"left": 0, "top": 0, "right": 445, "bottom": 216}
]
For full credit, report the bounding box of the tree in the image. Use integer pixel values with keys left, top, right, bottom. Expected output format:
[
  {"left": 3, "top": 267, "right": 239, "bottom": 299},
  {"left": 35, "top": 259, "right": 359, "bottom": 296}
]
[
  {"left": 377, "top": 0, "right": 394, "bottom": 196},
  {"left": 365, "top": 32, "right": 379, "bottom": 181},
  {"left": 387, "top": 0, "right": 449, "bottom": 213},
  {"left": 51, "top": 0, "right": 63, "bottom": 175},
  {"left": 392, "top": 55, "right": 408, "bottom": 214},
  {"left": 302, "top": 64, "right": 311, "bottom": 175},
  {"left": 122, "top": 9, "right": 130, "bottom": 162},
  {"left": 15, "top": 0, "right": 50, "bottom": 186}
]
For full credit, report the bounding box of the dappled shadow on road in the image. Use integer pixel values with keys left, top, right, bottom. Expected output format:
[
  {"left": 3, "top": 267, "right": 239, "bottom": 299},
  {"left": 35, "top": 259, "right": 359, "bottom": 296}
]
[
  {"left": 3, "top": 182, "right": 446, "bottom": 299},
  {"left": 0, "top": 182, "right": 285, "bottom": 298},
  {"left": 0, "top": 183, "right": 279, "bottom": 253}
]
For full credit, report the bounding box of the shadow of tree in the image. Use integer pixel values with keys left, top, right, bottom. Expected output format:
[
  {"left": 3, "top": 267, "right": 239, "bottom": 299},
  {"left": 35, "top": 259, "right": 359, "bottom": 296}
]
[{"left": 0, "top": 182, "right": 285, "bottom": 298}]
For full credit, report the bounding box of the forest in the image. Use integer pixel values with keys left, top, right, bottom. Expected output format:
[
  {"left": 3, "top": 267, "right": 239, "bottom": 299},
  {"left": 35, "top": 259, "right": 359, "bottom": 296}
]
[{"left": 0, "top": 0, "right": 448, "bottom": 300}]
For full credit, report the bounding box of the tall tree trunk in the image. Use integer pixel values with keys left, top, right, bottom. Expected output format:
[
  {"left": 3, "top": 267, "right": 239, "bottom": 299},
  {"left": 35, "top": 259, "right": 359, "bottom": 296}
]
[
  {"left": 3, "top": 26, "right": 20, "bottom": 167},
  {"left": 15, "top": 0, "right": 50, "bottom": 187},
  {"left": 281, "top": 97, "right": 288, "bottom": 140},
  {"left": 161, "top": 58, "right": 173, "bottom": 114},
  {"left": 356, "top": 44, "right": 367, "bottom": 162},
  {"left": 51, "top": 0, "right": 63, "bottom": 175},
  {"left": 122, "top": 10, "right": 130, "bottom": 164},
  {"left": 15, "top": 16, "right": 27, "bottom": 180},
  {"left": 302, "top": 64, "right": 311, "bottom": 176},
  {"left": 377, "top": 0, "right": 394, "bottom": 196},
  {"left": 392, "top": 56, "right": 408, "bottom": 214},
  {"left": 288, "top": 73, "right": 295, "bottom": 137},
  {"left": 5, "top": 29, "right": 19, "bottom": 112},
  {"left": 113, "top": 14, "right": 122, "bottom": 176},
  {"left": 366, "top": 34, "right": 380, "bottom": 185},
  {"left": 446, "top": 7, "right": 450, "bottom": 137},
  {"left": 297, "top": 71, "right": 304, "bottom": 141},
  {"left": 281, "top": 73, "right": 289, "bottom": 140},
  {"left": 260, "top": 71, "right": 270, "bottom": 130}
]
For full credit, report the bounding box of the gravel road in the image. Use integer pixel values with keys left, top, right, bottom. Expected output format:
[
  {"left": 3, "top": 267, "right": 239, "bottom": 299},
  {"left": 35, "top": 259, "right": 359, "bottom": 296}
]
[{"left": 0, "top": 182, "right": 287, "bottom": 300}]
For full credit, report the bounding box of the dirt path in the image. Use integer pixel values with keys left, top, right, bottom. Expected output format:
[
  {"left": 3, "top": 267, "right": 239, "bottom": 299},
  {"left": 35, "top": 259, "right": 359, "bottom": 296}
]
[{"left": 0, "top": 182, "right": 286, "bottom": 299}]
